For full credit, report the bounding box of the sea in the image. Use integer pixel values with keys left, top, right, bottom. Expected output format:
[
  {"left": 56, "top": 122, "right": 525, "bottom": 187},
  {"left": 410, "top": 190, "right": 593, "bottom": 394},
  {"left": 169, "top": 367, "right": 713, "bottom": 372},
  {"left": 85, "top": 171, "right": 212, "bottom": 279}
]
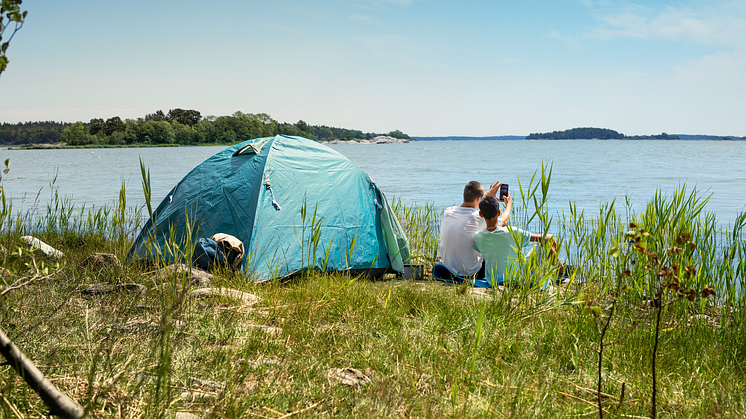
[{"left": 2, "top": 140, "right": 745, "bottom": 228}]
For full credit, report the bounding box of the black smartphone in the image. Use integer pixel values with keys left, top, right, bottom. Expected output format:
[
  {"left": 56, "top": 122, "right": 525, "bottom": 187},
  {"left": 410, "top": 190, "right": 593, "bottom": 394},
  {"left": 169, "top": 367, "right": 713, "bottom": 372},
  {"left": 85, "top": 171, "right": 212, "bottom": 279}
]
[{"left": 499, "top": 184, "right": 509, "bottom": 200}]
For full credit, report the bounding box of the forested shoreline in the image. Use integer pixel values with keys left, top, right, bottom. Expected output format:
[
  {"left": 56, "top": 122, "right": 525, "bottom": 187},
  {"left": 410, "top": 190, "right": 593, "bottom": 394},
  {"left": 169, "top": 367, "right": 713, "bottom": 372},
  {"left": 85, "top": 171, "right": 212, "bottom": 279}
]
[
  {"left": 0, "top": 109, "right": 411, "bottom": 146},
  {"left": 526, "top": 127, "right": 746, "bottom": 140},
  {"left": 526, "top": 127, "right": 682, "bottom": 140}
]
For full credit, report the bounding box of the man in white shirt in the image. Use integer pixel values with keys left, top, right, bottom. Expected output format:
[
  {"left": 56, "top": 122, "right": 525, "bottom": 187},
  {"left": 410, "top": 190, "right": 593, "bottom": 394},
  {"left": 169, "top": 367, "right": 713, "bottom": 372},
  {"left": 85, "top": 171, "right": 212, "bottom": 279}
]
[{"left": 438, "top": 180, "right": 511, "bottom": 277}]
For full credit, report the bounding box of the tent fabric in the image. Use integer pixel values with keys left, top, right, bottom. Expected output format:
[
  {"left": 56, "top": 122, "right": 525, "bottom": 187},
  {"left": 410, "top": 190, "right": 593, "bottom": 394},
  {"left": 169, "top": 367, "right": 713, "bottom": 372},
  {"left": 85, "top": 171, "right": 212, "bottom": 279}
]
[{"left": 129, "top": 135, "right": 411, "bottom": 280}]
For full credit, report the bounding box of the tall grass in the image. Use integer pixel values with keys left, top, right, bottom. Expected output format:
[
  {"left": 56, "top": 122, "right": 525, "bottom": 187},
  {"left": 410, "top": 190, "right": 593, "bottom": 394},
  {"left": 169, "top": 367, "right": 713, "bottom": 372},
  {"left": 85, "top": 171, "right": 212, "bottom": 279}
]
[{"left": 0, "top": 163, "right": 744, "bottom": 418}]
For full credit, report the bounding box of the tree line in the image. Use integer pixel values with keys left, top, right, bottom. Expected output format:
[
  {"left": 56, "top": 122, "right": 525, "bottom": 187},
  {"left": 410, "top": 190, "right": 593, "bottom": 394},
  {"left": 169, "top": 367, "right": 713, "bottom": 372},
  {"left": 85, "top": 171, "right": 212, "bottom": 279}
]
[
  {"left": 526, "top": 127, "right": 680, "bottom": 140},
  {"left": 0, "top": 109, "right": 410, "bottom": 146}
]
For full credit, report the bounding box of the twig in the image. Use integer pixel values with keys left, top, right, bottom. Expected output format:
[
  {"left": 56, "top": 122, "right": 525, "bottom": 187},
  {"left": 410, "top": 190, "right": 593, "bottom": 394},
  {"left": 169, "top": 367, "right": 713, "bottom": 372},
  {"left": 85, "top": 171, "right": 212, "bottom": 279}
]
[
  {"left": 276, "top": 400, "right": 323, "bottom": 419},
  {"left": 0, "top": 326, "right": 85, "bottom": 418},
  {"left": 557, "top": 391, "right": 611, "bottom": 415},
  {"left": 263, "top": 406, "right": 284, "bottom": 415},
  {"left": 1, "top": 273, "right": 54, "bottom": 296},
  {"left": 2, "top": 394, "right": 24, "bottom": 419},
  {"left": 573, "top": 385, "right": 618, "bottom": 402}
]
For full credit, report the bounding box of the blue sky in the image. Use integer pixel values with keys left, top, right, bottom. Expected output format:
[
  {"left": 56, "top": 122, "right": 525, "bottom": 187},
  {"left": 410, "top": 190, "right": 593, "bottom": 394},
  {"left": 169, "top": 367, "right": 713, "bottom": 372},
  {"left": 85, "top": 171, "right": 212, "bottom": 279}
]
[{"left": 1, "top": 0, "right": 744, "bottom": 136}]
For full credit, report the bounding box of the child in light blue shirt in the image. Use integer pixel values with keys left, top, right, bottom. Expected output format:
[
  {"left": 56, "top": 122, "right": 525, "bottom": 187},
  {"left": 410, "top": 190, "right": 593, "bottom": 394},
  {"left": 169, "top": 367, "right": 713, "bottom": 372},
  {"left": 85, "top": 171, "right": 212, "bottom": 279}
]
[{"left": 473, "top": 195, "right": 558, "bottom": 286}]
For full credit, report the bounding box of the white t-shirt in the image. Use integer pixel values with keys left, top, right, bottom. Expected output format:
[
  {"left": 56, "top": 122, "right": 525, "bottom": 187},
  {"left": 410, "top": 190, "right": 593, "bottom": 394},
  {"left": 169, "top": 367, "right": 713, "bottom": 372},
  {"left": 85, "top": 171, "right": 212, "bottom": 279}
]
[{"left": 438, "top": 206, "right": 487, "bottom": 276}]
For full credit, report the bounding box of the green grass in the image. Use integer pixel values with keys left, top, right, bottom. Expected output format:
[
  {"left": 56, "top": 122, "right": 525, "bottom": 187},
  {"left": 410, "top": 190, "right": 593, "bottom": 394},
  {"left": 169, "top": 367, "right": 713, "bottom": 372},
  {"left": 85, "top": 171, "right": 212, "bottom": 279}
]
[{"left": 0, "top": 167, "right": 745, "bottom": 418}]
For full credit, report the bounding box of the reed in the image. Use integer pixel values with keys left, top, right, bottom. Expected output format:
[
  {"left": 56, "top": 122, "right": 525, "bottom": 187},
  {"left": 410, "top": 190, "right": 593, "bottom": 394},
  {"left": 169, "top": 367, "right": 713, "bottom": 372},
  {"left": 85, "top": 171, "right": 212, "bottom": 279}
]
[{"left": 0, "top": 163, "right": 743, "bottom": 418}]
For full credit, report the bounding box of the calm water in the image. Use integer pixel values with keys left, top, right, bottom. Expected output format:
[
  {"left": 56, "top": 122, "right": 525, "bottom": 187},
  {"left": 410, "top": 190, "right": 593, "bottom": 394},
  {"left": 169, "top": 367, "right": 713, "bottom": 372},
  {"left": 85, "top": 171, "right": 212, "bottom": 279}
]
[{"left": 2, "top": 140, "right": 745, "bottom": 226}]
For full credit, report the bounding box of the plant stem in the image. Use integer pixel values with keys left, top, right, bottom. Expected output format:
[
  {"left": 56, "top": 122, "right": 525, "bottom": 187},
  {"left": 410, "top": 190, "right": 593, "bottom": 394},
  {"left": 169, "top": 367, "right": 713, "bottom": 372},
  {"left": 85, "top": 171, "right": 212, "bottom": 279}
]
[{"left": 652, "top": 303, "right": 663, "bottom": 419}]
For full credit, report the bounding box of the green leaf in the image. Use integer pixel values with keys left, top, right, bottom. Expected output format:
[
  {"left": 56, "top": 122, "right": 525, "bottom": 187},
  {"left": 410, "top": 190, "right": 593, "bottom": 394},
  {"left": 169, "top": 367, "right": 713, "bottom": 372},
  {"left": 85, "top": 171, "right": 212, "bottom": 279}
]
[{"left": 608, "top": 246, "right": 620, "bottom": 258}]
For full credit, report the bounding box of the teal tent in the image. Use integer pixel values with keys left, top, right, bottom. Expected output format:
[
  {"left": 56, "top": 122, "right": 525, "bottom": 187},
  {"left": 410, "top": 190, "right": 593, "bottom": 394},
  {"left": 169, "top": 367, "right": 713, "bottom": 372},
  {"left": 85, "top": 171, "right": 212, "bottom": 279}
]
[{"left": 129, "top": 135, "right": 411, "bottom": 280}]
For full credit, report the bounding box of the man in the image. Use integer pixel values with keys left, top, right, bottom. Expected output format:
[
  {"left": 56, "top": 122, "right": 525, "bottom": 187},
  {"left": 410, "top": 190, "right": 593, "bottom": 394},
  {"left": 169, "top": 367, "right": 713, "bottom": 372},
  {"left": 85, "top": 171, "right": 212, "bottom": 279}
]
[{"left": 438, "top": 180, "right": 511, "bottom": 277}]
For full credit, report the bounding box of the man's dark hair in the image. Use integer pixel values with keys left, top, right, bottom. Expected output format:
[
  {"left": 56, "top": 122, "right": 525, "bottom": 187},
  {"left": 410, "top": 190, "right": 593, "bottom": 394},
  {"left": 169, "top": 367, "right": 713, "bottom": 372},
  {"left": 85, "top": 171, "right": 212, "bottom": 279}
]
[
  {"left": 479, "top": 196, "right": 500, "bottom": 220},
  {"left": 463, "top": 181, "right": 484, "bottom": 202}
]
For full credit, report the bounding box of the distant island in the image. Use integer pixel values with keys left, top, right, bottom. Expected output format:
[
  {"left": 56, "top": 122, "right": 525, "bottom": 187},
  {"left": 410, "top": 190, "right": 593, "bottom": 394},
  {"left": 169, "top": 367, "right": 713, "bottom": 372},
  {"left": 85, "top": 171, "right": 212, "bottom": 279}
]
[
  {"left": 526, "top": 127, "right": 745, "bottom": 141},
  {"left": 0, "top": 109, "right": 411, "bottom": 148}
]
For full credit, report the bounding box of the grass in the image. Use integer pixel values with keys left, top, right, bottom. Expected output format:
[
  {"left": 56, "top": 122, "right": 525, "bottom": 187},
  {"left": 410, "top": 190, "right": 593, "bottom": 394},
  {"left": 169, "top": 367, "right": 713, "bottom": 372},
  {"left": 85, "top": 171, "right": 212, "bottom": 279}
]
[{"left": 0, "top": 167, "right": 745, "bottom": 418}]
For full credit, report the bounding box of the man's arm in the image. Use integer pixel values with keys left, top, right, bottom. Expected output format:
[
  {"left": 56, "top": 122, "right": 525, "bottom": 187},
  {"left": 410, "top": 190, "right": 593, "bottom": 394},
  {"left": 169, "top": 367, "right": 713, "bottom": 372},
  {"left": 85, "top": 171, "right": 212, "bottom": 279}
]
[{"left": 484, "top": 181, "right": 501, "bottom": 197}]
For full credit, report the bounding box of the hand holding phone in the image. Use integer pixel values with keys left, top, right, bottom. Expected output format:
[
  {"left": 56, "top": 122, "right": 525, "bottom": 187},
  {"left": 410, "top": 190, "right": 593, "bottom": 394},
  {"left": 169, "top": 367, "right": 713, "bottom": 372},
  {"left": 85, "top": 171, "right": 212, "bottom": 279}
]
[{"left": 499, "top": 184, "right": 509, "bottom": 200}]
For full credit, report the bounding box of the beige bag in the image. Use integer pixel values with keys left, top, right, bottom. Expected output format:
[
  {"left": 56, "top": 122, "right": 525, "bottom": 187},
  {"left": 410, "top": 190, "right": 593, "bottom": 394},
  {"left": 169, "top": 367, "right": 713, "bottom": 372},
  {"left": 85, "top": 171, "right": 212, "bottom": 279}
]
[{"left": 210, "top": 233, "right": 245, "bottom": 270}]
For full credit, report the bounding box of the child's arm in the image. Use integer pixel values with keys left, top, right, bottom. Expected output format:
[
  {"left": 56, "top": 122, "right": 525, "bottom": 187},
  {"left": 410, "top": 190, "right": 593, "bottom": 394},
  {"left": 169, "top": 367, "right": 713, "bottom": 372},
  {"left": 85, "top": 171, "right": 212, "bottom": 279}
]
[{"left": 498, "top": 193, "right": 512, "bottom": 226}]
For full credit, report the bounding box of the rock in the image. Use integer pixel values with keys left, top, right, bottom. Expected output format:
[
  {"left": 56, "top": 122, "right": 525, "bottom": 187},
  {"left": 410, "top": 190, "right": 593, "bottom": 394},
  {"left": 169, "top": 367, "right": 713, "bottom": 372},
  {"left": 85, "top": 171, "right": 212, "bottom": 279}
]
[
  {"left": 188, "top": 377, "right": 224, "bottom": 392},
  {"left": 82, "top": 283, "right": 147, "bottom": 298},
  {"left": 179, "top": 391, "right": 217, "bottom": 401},
  {"left": 157, "top": 264, "right": 213, "bottom": 286},
  {"left": 81, "top": 253, "right": 122, "bottom": 270},
  {"left": 174, "top": 412, "right": 201, "bottom": 419},
  {"left": 190, "top": 287, "right": 260, "bottom": 306},
  {"left": 325, "top": 367, "right": 371, "bottom": 388},
  {"left": 20, "top": 236, "right": 64, "bottom": 258},
  {"left": 371, "top": 135, "right": 410, "bottom": 144},
  {"left": 105, "top": 321, "right": 159, "bottom": 333},
  {"left": 322, "top": 136, "right": 410, "bottom": 145}
]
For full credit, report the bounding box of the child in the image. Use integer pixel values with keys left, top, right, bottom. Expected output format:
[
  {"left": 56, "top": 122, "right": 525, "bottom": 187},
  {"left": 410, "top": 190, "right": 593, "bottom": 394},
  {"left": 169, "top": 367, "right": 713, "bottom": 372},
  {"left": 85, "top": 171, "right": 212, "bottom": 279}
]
[{"left": 474, "top": 195, "right": 558, "bottom": 286}]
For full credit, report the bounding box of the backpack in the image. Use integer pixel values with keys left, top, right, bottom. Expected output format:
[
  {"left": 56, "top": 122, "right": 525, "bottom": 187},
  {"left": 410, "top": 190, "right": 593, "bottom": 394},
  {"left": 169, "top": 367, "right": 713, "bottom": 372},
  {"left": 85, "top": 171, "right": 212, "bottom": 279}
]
[{"left": 193, "top": 234, "right": 244, "bottom": 271}]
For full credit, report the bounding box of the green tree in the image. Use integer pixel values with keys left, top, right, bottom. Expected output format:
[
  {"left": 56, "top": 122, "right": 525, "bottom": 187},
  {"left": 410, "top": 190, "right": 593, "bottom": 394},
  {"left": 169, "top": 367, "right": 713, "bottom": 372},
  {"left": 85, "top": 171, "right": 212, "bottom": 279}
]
[
  {"left": 172, "top": 121, "right": 198, "bottom": 144},
  {"left": 387, "top": 130, "right": 410, "bottom": 139},
  {"left": 61, "top": 121, "right": 94, "bottom": 146},
  {"left": 123, "top": 119, "right": 138, "bottom": 144},
  {"left": 0, "top": 0, "right": 27, "bottom": 75},
  {"left": 103, "top": 116, "right": 125, "bottom": 135},
  {"left": 167, "top": 108, "right": 201, "bottom": 126},
  {"left": 88, "top": 118, "right": 105, "bottom": 136},
  {"left": 139, "top": 120, "right": 175, "bottom": 144},
  {"left": 144, "top": 110, "right": 167, "bottom": 122},
  {"left": 295, "top": 120, "right": 309, "bottom": 132}
]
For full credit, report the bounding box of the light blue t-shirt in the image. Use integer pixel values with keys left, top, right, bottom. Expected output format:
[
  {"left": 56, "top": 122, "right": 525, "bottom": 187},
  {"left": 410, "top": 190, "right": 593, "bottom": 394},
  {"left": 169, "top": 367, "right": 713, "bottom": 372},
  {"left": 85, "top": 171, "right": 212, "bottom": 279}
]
[{"left": 473, "top": 226, "right": 532, "bottom": 286}]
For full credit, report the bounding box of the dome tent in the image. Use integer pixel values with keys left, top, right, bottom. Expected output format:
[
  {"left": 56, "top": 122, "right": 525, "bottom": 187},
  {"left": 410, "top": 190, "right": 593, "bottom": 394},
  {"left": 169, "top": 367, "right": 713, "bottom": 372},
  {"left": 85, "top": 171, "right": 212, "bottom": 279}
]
[{"left": 129, "top": 135, "right": 411, "bottom": 280}]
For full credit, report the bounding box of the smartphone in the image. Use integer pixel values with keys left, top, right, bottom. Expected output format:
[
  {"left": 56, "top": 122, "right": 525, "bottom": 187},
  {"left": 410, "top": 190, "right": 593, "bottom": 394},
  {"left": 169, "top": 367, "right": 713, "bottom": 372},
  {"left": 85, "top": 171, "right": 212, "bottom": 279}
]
[{"left": 499, "top": 184, "right": 509, "bottom": 200}]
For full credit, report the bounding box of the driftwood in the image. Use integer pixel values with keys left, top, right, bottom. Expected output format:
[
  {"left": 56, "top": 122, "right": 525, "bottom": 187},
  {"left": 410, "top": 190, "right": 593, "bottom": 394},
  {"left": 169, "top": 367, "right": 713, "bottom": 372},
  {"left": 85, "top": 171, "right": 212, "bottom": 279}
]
[{"left": 0, "top": 326, "right": 85, "bottom": 418}]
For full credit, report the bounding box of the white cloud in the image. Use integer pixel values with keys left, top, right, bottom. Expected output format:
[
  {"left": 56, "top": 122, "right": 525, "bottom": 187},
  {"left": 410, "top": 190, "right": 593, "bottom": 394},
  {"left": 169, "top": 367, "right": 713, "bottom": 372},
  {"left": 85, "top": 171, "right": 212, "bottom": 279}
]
[
  {"left": 547, "top": 29, "right": 580, "bottom": 49},
  {"left": 586, "top": 1, "right": 746, "bottom": 48},
  {"left": 350, "top": 14, "right": 378, "bottom": 22}
]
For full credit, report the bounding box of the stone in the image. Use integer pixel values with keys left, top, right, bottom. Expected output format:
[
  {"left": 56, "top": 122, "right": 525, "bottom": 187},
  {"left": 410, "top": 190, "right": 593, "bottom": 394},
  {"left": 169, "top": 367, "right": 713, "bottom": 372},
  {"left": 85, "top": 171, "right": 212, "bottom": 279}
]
[
  {"left": 322, "top": 135, "right": 410, "bottom": 145},
  {"left": 20, "top": 236, "right": 64, "bottom": 258},
  {"left": 179, "top": 391, "right": 217, "bottom": 401},
  {"left": 157, "top": 264, "right": 213, "bottom": 286},
  {"left": 82, "top": 283, "right": 147, "bottom": 298},
  {"left": 190, "top": 287, "right": 260, "bottom": 306},
  {"left": 105, "top": 321, "right": 159, "bottom": 333},
  {"left": 325, "top": 367, "right": 371, "bottom": 388},
  {"left": 188, "top": 377, "right": 224, "bottom": 392},
  {"left": 81, "top": 253, "right": 122, "bottom": 270},
  {"left": 174, "top": 413, "right": 201, "bottom": 419}
]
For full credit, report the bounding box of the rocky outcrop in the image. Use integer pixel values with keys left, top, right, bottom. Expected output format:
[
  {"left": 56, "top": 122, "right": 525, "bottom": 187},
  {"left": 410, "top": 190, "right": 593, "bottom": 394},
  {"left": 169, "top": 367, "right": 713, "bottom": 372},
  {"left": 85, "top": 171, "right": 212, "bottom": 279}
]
[{"left": 323, "top": 135, "right": 411, "bottom": 145}]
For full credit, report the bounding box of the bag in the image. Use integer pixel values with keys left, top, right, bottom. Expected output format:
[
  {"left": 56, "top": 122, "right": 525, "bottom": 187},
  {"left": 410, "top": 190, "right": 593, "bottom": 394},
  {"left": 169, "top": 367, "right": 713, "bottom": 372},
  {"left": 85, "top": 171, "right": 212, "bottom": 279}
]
[
  {"left": 193, "top": 238, "right": 224, "bottom": 270},
  {"left": 193, "top": 234, "right": 245, "bottom": 271},
  {"left": 210, "top": 233, "right": 244, "bottom": 269}
]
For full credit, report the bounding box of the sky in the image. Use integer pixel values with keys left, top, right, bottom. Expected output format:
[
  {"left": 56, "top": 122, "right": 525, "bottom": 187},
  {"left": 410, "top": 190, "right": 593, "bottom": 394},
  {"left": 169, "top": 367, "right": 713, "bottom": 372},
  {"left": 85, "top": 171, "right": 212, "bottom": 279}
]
[{"left": 1, "top": 0, "right": 744, "bottom": 136}]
